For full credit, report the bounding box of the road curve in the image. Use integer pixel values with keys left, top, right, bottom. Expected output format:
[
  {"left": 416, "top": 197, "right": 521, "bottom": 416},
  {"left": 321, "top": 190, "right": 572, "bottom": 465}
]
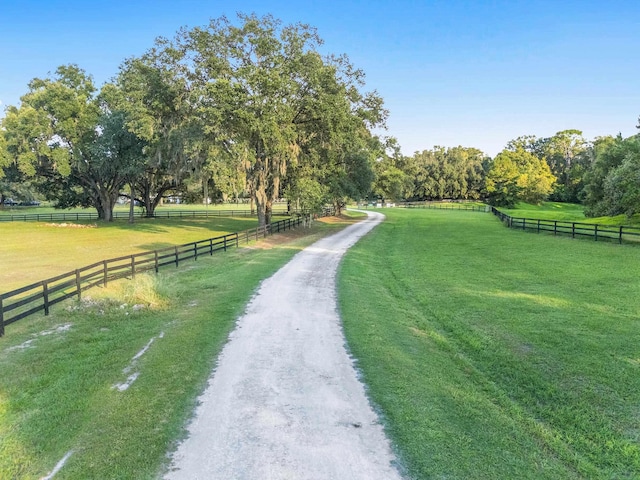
[{"left": 164, "top": 211, "right": 404, "bottom": 480}]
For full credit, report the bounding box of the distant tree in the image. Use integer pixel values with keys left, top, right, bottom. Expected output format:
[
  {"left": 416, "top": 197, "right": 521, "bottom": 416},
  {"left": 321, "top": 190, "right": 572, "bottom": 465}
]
[
  {"left": 582, "top": 135, "right": 628, "bottom": 216},
  {"left": 486, "top": 148, "right": 555, "bottom": 206},
  {"left": 583, "top": 133, "right": 640, "bottom": 217},
  {"left": 542, "top": 130, "right": 587, "bottom": 202},
  {"left": 0, "top": 133, "right": 9, "bottom": 178},
  {"left": 484, "top": 153, "right": 521, "bottom": 207},
  {"left": 603, "top": 152, "right": 640, "bottom": 217},
  {"left": 115, "top": 50, "right": 199, "bottom": 216},
  {"left": 408, "top": 146, "right": 486, "bottom": 201},
  {"left": 1, "top": 66, "right": 145, "bottom": 220}
]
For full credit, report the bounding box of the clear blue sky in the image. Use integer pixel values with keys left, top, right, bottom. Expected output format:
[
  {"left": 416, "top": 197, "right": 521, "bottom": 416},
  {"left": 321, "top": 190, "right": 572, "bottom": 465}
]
[{"left": 1, "top": 0, "right": 638, "bottom": 156}]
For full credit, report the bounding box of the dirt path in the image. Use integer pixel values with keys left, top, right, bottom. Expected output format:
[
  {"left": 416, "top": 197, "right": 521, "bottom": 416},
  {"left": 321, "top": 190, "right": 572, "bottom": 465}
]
[{"left": 164, "top": 211, "right": 404, "bottom": 480}]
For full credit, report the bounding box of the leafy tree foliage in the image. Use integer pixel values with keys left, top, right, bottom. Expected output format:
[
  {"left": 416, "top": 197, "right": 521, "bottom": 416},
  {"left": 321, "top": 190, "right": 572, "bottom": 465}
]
[
  {"left": 174, "top": 14, "right": 385, "bottom": 225},
  {"left": 1, "top": 66, "right": 146, "bottom": 220},
  {"left": 407, "top": 146, "right": 486, "bottom": 200},
  {"left": 114, "top": 49, "right": 200, "bottom": 216},
  {"left": 485, "top": 148, "right": 555, "bottom": 207},
  {"left": 371, "top": 139, "right": 413, "bottom": 203},
  {"left": 484, "top": 153, "right": 521, "bottom": 207},
  {"left": 582, "top": 131, "right": 640, "bottom": 217}
]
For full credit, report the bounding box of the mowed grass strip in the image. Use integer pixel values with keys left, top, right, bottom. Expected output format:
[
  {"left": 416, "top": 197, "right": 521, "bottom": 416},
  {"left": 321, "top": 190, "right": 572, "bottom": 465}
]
[
  {"left": 0, "top": 216, "right": 270, "bottom": 292},
  {"left": 0, "top": 213, "right": 365, "bottom": 479},
  {"left": 338, "top": 208, "right": 640, "bottom": 479}
]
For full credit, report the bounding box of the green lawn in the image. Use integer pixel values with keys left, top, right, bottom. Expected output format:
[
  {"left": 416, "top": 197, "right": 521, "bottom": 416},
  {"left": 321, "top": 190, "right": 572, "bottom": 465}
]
[
  {"left": 501, "top": 201, "right": 587, "bottom": 221},
  {"left": 0, "top": 216, "right": 273, "bottom": 292},
  {"left": 501, "top": 201, "right": 640, "bottom": 227},
  {"left": 0, "top": 213, "right": 364, "bottom": 479},
  {"left": 339, "top": 208, "right": 640, "bottom": 479},
  {"left": 0, "top": 201, "right": 287, "bottom": 216}
]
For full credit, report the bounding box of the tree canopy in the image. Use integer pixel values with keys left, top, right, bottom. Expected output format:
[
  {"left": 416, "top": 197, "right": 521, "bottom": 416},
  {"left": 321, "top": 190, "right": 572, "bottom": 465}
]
[
  {"left": 0, "top": 15, "right": 386, "bottom": 223},
  {"left": 0, "top": 14, "right": 638, "bottom": 223}
]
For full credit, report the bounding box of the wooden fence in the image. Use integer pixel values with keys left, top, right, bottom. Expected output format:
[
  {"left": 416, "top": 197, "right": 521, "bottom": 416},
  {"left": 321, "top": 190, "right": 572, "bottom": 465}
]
[
  {"left": 360, "top": 202, "right": 487, "bottom": 212},
  {"left": 0, "top": 208, "right": 289, "bottom": 223},
  {"left": 0, "top": 216, "right": 308, "bottom": 336},
  {"left": 398, "top": 202, "right": 488, "bottom": 212},
  {"left": 490, "top": 207, "right": 640, "bottom": 244}
]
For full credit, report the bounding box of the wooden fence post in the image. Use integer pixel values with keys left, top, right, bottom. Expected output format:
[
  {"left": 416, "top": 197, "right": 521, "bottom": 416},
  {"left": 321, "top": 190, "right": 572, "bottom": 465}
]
[
  {"left": 594, "top": 224, "right": 598, "bottom": 242},
  {"left": 210, "top": 238, "right": 213, "bottom": 255},
  {"left": 194, "top": 243, "right": 198, "bottom": 260},
  {"left": 43, "top": 281, "right": 50, "bottom": 316},
  {"left": 0, "top": 297, "right": 5, "bottom": 337},
  {"left": 76, "top": 270, "right": 81, "bottom": 300},
  {"left": 554, "top": 221, "right": 557, "bottom": 235},
  {"left": 572, "top": 223, "right": 575, "bottom": 238},
  {"left": 175, "top": 246, "right": 179, "bottom": 267},
  {"left": 103, "top": 260, "right": 108, "bottom": 286},
  {"left": 619, "top": 226, "right": 623, "bottom": 244},
  {"left": 131, "top": 255, "right": 136, "bottom": 279},
  {"left": 235, "top": 232, "right": 239, "bottom": 247},
  {"left": 154, "top": 251, "right": 159, "bottom": 273}
]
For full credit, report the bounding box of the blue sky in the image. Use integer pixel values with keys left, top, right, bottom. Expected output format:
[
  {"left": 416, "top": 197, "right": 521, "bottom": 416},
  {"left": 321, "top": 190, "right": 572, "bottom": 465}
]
[{"left": 1, "top": 0, "right": 638, "bottom": 156}]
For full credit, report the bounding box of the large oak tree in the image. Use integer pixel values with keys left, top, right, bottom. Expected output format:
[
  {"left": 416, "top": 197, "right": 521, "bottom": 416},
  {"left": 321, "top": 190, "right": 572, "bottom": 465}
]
[{"left": 1, "top": 66, "right": 144, "bottom": 220}]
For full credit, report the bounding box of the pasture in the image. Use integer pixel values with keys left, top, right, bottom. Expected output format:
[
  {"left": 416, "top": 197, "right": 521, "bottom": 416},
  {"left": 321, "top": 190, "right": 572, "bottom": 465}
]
[
  {"left": 0, "top": 216, "right": 278, "bottom": 292},
  {"left": 0, "top": 213, "right": 363, "bottom": 479},
  {"left": 0, "top": 201, "right": 285, "bottom": 216},
  {"left": 501, "top": 201, "right": 640, "bottom": 226},
  {"left": 339, "top": 208, "right": 640, "bottom": 479}
]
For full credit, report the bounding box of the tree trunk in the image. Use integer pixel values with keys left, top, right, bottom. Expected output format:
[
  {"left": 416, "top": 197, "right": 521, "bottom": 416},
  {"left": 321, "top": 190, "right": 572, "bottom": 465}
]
[
  {"left": 265, "top": 200, "right": 272, "bottom": 225},
  {"left": 128, "top": 183, "right": 135, "bottom": 224},
  {"left": 253, "top": 161, "right": 268, "bottom": 227},
  {"left": 143, "top": 186, "right": 153, "bottom": 217},
  {"left": 96, "top": 191, "right": 116, "bottom": 222},
  {"left": 203, "top": 174, "right": 209, "bottom": 208}
]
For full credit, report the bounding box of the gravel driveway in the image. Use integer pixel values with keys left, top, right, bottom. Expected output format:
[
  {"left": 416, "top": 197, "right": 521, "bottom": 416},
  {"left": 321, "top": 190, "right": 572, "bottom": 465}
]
[{"left": 164, "top": 211, "right": 404, "bottom": 479}]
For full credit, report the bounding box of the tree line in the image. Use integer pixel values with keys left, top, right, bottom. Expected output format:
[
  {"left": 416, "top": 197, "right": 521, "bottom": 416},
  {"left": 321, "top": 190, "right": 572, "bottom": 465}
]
[
  {"left": 0, "top": 14, "right": 388, "bottom": 225},
  {"left": 1, "top": 14, "right": 638, "bottom": 221},
  {"left": 371, "top": 124, "right": 640, "bottom": 217}
]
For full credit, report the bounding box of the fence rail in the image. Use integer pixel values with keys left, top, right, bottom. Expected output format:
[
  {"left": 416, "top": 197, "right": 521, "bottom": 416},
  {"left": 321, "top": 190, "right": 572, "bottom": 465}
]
[
  {"left": 359, "top": 202, "right": 487, "bottom": 212},
  {"left": 398, "top": 202, "right": 488, "bottom": 212},
  {"left": 0, "top": 208, "right": 290, "bottom": 223},
  {"left": 0, "top": 216, "right": 310, "bottom": 336},
  {"left": 490, "top": 207, "right": 640, "bottom": 244}
]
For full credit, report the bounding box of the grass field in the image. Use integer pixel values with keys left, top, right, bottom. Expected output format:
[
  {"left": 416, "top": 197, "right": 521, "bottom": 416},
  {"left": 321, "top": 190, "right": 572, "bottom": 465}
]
[
  {"left": 0, "top": 213, "right": 364, "bottom": 479},
  {"left": 339, "top": 208, "right": 640, "bottom": 479},
  {"left": 0, "top": 201, "right": 286, "bottom": 216},
  {"left": 501, "top": 201, "right": 640, "bottom": 226},
  {"left": 0, "top": 216, "right": 283, "bottom": 292}
]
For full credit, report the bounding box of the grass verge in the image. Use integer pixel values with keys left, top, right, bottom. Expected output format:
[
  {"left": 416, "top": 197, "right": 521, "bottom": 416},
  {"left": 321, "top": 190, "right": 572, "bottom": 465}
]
[
  {"left": 339, "top": 208, "right": 640, "bottom": 479},
  {"left": 0, "top": 213, "right": 364, "bottom": 479}
]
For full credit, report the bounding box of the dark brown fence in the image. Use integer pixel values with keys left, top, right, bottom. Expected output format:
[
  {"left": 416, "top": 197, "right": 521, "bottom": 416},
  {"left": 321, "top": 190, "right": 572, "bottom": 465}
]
[
  {"left": 0, "top": 216, "right": 309, "bottom": 336},
  {"left": 0, "top": 208, "right": 289, "bottom": 223},
  {"left": 399, "top": 202, "right": 487, "bottom": 212},
  {"left": 360, "top": 201, "right": 487, "bottom": 212},
  {"left": 490, "top": 207, "right": 640, "bottom": 244}
]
